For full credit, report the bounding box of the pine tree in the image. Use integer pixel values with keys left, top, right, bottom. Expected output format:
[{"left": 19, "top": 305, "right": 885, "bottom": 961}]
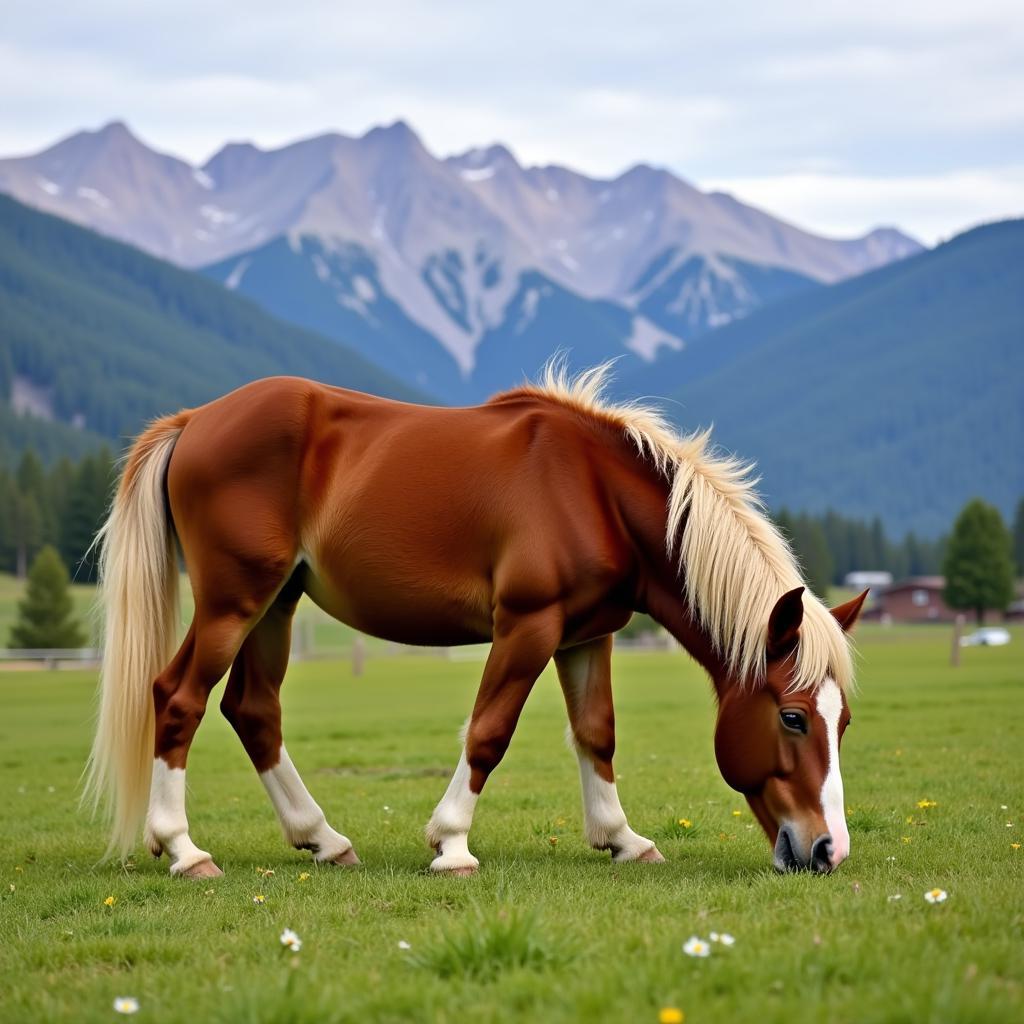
[
  {"left": 793, "top": 514, "right": 834, "bottom": 598},
  {"left": 8, "top": 545, "right": 86, "bottom": 648},
  {"left": 942, "top": 499, "right": 1014, "bottom": 623},
  {"left": 59, "top": 448, "right": 114, "bottom": 582},
  {"left": 1012, "top": 497, "right": 1024, "bottom": 577},
  {"left": 11, "top": 490, "right": 42, "bottom": 579}
]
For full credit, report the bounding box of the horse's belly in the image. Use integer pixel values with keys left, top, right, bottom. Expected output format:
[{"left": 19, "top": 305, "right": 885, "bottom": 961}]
[{"left": 302, "top": 560, "right": 493, "bottom": 648}]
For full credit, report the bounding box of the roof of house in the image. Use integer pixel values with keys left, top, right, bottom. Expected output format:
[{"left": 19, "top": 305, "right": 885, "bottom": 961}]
[{"left": 883, "top": 576, "right": 945, "bottom": 593}]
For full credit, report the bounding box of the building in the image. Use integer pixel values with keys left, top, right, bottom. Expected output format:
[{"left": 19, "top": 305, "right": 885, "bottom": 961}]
[
  {"left": 869, "top": 576, "right": 957, "bottom": 623},
  {"left": 843, "top": 571, "right": 893, "bottom": 590}
]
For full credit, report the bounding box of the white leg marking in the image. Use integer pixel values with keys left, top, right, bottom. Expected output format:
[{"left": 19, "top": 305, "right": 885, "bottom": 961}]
[
  {"left": 259, "top": 746, "right": 355, "bottom": 862},
  {"left": 816, "top": 679, "right": 850, "bottom": 866},
  {"left": 575, "top": 743, "right": 657, "bottom": 861},
  {"left": 558, "top": 644, "right": 658, "bottom": 862},
  {"left": 145, "top": 760, "right": 215, "bottom": 875},
  {"left": 425, "top": 749, "right": 480, "bottom": 872}
]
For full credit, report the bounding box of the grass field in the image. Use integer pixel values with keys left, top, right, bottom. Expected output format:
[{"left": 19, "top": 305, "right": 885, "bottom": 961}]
[{"left": 0, "top": 625, "right": 1021, "bottom": 1023}]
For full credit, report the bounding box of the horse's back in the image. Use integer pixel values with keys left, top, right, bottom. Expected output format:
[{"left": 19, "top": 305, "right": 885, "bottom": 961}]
[{"left": 166, "top": 377, "right": 630, "bottom": 644}]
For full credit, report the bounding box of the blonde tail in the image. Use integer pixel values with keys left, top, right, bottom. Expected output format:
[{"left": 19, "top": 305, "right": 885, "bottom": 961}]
[{"left": 83, "top": 411, "right": 190, "bottom": 859}]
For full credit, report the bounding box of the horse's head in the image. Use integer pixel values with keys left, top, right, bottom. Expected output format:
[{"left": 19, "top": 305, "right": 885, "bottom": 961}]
[{"left": 713, "top": 587, "right": 867, "bottom": 873}]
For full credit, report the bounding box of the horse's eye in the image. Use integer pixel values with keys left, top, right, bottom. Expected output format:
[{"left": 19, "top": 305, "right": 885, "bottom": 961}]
[{"left": 780, "top": 710, "right": 808, "bottom": 734}]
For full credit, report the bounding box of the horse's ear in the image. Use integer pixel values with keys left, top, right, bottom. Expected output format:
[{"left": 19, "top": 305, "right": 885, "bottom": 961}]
[
  {"left": 830, "top": 589, "right": 869, "bottom": 633},
  {"left": 767, "top": 586, "right": 805, "bottom": 659}
]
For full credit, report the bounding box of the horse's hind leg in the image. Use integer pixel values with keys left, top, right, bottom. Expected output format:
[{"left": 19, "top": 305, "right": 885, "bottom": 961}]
[
  {"left": 220, "top": 571, "right": 358, "bottom": 866},
  {"left": 145, "top": 549, "right": 296, "bottom": 878},
  {"left": 554, "top": 636, "right": 662, "bottom": 863},
  {"left": 145, "top": 611, "right": 251, "bottom": 878}
]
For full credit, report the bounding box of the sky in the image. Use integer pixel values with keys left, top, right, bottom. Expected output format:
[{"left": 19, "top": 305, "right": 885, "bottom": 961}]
[{"left": 2, "top": 1, "right": 1022, "bottom": 243}]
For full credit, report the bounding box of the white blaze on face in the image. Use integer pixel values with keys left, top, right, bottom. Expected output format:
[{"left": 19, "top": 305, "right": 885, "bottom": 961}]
[{"left": 815, "top": 679, "right": 850, "bottom": 866}]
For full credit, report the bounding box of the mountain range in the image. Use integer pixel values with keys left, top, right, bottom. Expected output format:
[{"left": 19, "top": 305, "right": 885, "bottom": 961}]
[
  {"left": 622, "top": 219, "right": 1024, "bottom": 536},
  {"left": 0, "top": 120, "right": 921, "bottom": 400},
  {"left": 0, "top": 121, "right": 1018, "bottom": 537},
  {"left": 0, "top": 194, "right": 418, "bottom": 461}
]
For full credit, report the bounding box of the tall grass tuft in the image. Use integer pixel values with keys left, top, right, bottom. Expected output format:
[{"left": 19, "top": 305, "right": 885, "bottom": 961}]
[{"left": 409, "top": 902, "right": 574, "bottom": 981}]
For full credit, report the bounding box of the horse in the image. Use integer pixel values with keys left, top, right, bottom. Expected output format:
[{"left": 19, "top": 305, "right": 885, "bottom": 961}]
[{"left": 84, "top": 363, "right": 866, "bottom": 879}]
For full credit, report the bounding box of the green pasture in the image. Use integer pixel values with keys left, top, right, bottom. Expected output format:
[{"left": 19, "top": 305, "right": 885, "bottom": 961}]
[
  {"left": 0, "top": 572, "right": 367, "bottom": 655},
  {"left": 0, "top": 625, "right": 1021, "bottom": 1023}
]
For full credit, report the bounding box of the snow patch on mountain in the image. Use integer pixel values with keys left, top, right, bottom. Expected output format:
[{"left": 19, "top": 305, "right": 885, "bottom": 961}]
[
  {"left": 625, "top": 316, "right": 683, "bottom": 361},
  {"left": 224, "top": 257, "right": 252, "bottom": 290},
  {"left": 76, "top": 186, "right": 111, "bottom": 209}
]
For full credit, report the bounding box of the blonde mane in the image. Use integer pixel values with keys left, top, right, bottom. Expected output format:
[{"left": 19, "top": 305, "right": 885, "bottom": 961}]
[{"left": 506, "top": 361, "right": 853, "bottom": 692}]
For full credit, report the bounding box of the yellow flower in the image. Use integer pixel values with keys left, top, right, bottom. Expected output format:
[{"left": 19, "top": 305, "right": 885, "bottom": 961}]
[
  {"left": 659, "top": 1009, "right": 685, "bottom": 1024},
  {"left": 9, "top": 883, "right": 14, "bottom": 893},
  {"left": 917, "top": 799, "right": 938, "bottom": 809},
  {"left": 298, "top": 872, "right": 311, "bottom": 882},
  {"left": 901, "top": 836, "right": 912, "bottom": 844},
  {"left": 1011, "top": 843, "right": 1021, "bottom": 850},
  {"left": 679, "top": 818, "right": 692, "bottom": 828},
  {"left": 731, "top": 810, "right": 742, "bottom": 817},
  {"left": 252, "top": 894, "right": 266, "bottom": 905},
  {"left": 103, "top": 896, "right": 116, "bottom": 907}
]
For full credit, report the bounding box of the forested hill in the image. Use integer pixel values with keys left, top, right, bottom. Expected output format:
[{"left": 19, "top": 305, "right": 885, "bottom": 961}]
[
  {"left": 622, "top": 218, "right": 1024, "bottom": 537},
  {"left": 0, "top": 194, "right": 424, "bottom": 459}
]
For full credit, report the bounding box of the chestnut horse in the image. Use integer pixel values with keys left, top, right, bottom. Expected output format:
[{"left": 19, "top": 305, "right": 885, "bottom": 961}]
[{"left": 85, "top": 364, "right": 866, "bottom": 879}]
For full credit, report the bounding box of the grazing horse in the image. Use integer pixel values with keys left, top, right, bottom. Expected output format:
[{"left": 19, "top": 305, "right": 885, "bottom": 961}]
[{"left": 85, "top": 364, "right": 866, "bottom": 879}]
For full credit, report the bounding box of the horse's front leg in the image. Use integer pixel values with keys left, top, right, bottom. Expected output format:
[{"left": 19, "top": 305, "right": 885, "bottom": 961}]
[
  {"left": 426, "top": 606, "right": 563, "bottom": 874},
  {"left": 554, "top": 635, "right": 663, "bottom": 863}
]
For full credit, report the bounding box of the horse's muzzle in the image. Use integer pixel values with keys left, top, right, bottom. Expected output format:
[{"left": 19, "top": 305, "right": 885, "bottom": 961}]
[{"left": 774, "top": 826, "right": 834, "bottom": 873}]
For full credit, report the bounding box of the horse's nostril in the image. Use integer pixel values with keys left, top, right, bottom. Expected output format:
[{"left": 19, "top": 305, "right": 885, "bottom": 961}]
[
  {"left": 774, "top": 825, "right": 800, "bottom": 872},
  {"left": 810, "top": 835, "right": 833, "bottom": 873}
]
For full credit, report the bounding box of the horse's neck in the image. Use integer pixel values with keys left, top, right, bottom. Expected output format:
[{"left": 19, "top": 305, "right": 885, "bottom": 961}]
[
  {"left": 614, "top": 458, "right": 727, "bottom": 687},
  {"left": 642, "top": 572, "right": 726, "bottom": 688}
]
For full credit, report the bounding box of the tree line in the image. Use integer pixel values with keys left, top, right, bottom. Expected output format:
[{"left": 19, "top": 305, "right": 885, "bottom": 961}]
[
  {"left": 3, "top": 445, "right": 1021, "bottom": 645},
  {"left": 0, "top": 447, "right": 115, "bottom": 583}
]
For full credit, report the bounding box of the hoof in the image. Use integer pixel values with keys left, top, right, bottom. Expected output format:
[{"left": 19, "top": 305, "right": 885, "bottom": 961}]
[
  {"left": 176, "top": 858, "right": 224, "bottom": 880},
  {"left": 429, "top": 852, "right": 480, "bottom": 875},
  {"left": 636, "top": 845, "right": 666, "bottom": 863},
  {"left": 433, "top": 863, "right": 478, "bottom": 877},
  {"left": 328, "top": 846, "right": 361, "bottom": 867}
]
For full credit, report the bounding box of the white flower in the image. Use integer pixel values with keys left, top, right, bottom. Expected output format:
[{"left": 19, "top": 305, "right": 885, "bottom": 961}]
[
  {"left": 113, "top": 996, "right": 139, "bottom": 1015},
  {"left": 280, "top": 928, "right": 303, "bottom": 952},
  {"left": 709, "top": 932, "right": 735, "bottom": 946},
  {"left": 887, "top": 894, "right": 902, "bottom": 902},
  {"left": 683, "top": 936, "right": 711, "bottom": 958},
  {"left": 885, "top": 856, "right": 896, "bottom": 863},
  {"left": 397, "top": 940, "right": 411, "bottom": 950},
  {"left": 923, "top": 888, "right": 948, "bottom": 904}
]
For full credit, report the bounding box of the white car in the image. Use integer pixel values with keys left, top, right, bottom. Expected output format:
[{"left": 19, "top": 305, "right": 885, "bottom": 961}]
[{"left": 960, "top": 627, "right": 1011, "bottom": 647}]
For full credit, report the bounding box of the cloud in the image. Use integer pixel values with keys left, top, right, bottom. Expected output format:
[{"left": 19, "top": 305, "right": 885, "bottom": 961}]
[
  {"left": 703, "top": 168, "right": 1024, "bottom": 244},
  {"left": 0, "top": 1, "right": 1022, "bottom": 240}
]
